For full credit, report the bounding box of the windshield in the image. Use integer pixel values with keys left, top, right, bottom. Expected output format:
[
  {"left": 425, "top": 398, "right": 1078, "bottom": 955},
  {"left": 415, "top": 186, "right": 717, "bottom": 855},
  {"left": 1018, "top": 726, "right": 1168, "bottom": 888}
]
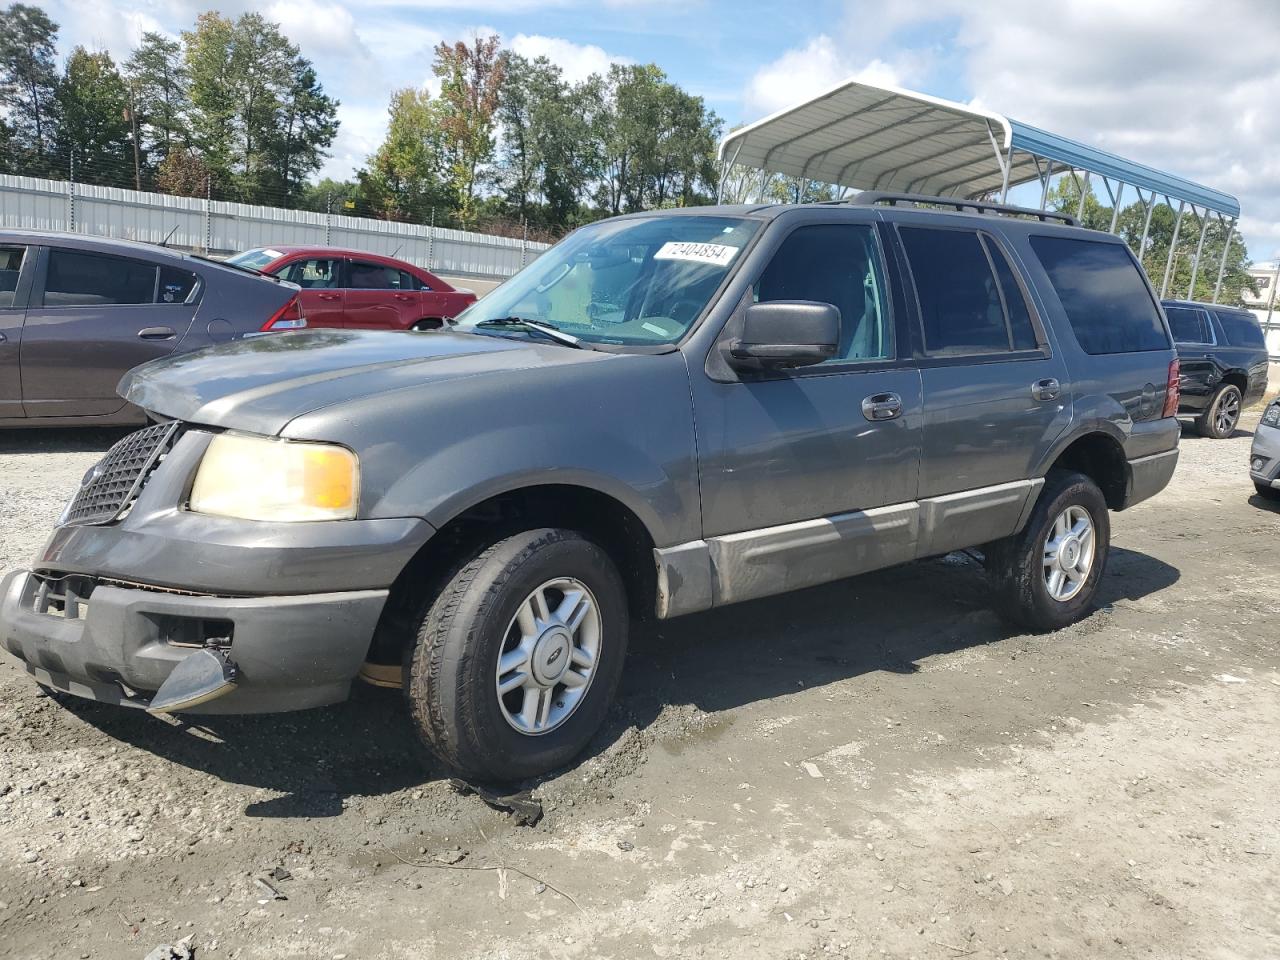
[
  {"left": 227, "top": 248, "right": 284, "bottom": 271},
  {"left": 454, "top": 215, "right": 760, "bottom": 346}
]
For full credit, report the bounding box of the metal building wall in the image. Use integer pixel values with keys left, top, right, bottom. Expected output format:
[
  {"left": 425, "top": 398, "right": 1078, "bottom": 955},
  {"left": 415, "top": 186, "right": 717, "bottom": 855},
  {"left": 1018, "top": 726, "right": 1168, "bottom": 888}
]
[{"left": 0, "top": 174, "right": 550, "bottom": 280}]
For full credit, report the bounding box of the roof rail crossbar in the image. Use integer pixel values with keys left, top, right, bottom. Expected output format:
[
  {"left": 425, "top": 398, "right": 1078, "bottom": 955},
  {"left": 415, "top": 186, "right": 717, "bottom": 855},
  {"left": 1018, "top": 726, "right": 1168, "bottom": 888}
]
[{"left": 836, "top": 191, "right": 1079, "bottom": 226}]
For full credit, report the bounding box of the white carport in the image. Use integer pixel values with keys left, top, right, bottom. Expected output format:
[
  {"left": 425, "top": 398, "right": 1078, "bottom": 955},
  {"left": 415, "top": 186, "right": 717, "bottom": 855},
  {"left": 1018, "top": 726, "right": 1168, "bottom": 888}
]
[{"left": 718, "top": 79, "right": 1242, "bottom": 303}]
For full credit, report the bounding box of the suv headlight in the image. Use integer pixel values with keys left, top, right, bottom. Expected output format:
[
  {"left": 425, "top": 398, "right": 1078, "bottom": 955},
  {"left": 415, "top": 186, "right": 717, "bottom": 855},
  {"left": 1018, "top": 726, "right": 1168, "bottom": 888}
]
[
  {"left": 1263, "top": 402, "right": 1280, "bottom": 428},
  {"left": 189, "top": 434, "right": 358, "bottom": 521}
]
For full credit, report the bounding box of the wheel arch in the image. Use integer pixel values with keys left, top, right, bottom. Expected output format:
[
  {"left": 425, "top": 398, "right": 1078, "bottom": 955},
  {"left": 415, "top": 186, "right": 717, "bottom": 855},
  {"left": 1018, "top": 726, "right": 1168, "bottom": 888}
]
[
  {"left": 1044, "top": 430, "right": 1130, "bottom": 511},
  {"left": 366, "top": 482, "right": 659, "bottom": 668}
]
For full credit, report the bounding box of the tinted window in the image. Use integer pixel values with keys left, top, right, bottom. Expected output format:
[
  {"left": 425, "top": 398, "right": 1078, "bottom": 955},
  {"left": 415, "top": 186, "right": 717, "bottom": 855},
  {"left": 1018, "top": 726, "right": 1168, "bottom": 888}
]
[
  {"left": 756, "top": 223, "right": 891, "bottom": 362},
  {"left": 1029, "top": 237, "right": 1169, "bottom": 354},
  {"left": 1215, "top": 310, "right": 1266, "bottom": 348},
  {"left": 280, "top": 257, "right": 341, "bottom": 289},
  {"left": 0, "top": 246, "right": 24, "bottom": 308},
  {"left": 899, "top": 227, "right": 1026, "bottom": 355},
  {"left": 43, "top": 250, "right": 156, "bottom": 307},
  {"left": 984, "top": 236, "right": 1039, "bottom": 350},
  {"left": 1165, "top": 306, "right": 1211, "bottom": 344},
  {"left": 158, "top": 266, "right": 198, "bottom": 304},
  {"left": 399, "top": 270, "right": 419, "bottom": 291},
  {"left": 348, "top": 261, "right": 403, "bottom": 290}
]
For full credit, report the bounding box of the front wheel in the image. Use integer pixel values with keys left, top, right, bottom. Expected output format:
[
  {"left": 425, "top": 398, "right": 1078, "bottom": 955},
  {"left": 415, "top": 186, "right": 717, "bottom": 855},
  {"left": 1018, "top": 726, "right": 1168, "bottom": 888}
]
[
  {"left": 1254, "top": 481, "right": 1280, "bottom": 502},
  {"left": 1196, "top": 384, "right": 1242, "bottom": 439},
  {"left": 405, "top": 528, "right": 628, "bottom": 782},
  {"left": 987, "top": 470, "right": 1110, "bottom": 632}
]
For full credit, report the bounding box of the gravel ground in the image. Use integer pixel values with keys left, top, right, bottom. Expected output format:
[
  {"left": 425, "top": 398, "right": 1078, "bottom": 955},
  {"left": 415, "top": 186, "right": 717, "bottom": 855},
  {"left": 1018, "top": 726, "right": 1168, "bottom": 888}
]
[{"left": 0, "top": 415, "right": 1278, "bottom": 960}]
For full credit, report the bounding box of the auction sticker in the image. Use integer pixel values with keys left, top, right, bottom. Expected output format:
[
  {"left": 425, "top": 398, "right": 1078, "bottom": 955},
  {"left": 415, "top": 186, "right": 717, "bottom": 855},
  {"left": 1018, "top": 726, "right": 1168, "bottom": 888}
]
[{"left": 653, "top": 242, "right": 739, "bottom": 266}]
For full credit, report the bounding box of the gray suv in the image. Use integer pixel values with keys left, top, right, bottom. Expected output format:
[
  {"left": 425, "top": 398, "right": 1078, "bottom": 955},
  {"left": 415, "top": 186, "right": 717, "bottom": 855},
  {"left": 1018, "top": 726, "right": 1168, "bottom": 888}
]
[{"left": 0, "top": 195, "right": 1181, "bottom": 781}]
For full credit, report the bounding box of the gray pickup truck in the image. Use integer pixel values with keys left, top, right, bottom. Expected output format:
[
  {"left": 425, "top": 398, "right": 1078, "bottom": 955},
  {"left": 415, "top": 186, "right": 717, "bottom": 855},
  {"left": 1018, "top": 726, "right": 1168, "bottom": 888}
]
[{"left": 0, "top": 194, "right": 1181, "bottom": 781}]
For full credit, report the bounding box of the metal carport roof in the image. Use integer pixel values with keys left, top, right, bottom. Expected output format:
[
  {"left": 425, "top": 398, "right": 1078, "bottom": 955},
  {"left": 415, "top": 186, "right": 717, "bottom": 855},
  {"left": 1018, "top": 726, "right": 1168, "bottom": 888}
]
[
  {"left": 717, "top": 77, "right": 1241, "bottom": 299},
  {"left": 718, "top": 79, "right": 1238, "bottom": 217}
]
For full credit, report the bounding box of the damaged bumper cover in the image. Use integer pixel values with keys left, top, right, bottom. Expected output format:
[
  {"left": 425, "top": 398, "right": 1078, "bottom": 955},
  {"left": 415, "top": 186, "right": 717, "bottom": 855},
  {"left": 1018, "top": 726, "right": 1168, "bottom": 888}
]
[{"left": 0, "top": 569, "right": 389, "bottom": 713}]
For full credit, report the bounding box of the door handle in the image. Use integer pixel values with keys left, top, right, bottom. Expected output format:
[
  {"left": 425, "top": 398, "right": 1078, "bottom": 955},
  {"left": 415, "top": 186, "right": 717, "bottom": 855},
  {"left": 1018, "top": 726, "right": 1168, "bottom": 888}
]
[
  {"left": 0, "top": 331, "right": 6, "bottom": 342},
  {"left": 861, "top": 392, "right": 903, "bottom": 421},
  {"left": 137, "top": 326, "right": 175, "bottom": 340},
  {"left": 1031, "top": 378, "right": 1060, "bottom": 401},
  {"left": 318, "top": 293, "right": 340, "bottom": 301},
  {"left": 394, "top": 293, "right": 413, "bottom": 301}
]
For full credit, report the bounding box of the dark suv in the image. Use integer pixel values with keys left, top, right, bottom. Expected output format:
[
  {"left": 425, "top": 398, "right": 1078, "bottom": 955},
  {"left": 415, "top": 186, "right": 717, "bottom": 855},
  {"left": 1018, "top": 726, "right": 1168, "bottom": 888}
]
[
  {"left": 1162, "top": 299, "right": 1270, "bottom": 438},
  {"left": 1, "top": 194, "right": 1181, "bottom": 781}
]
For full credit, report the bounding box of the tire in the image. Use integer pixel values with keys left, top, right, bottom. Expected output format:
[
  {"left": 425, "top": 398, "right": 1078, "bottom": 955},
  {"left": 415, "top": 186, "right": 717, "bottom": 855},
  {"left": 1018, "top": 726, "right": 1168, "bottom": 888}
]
[
  {"left": 987, "top": 470, "right": 1110, "bottom": 633},
  {"left": 404, "top": 528, "right": 628, "bottom": 782},
  {"left": 1195, "top": 384, "right": 1242, "bottom": 439},
  {"left": 1255, "top": 481, "right": 1280, "bottom": 502},
  {"left": 411, "top": 318, "right": 444, "bottom": 331}
]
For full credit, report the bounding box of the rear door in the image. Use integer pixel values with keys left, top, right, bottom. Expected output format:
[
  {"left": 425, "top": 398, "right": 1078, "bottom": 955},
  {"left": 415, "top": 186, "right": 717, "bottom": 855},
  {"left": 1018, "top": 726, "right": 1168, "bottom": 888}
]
[
  {"left": 1165, "top": 305, "right": 1217, "bottom": 408},
  {"left": 891, "top": 221, "right": 1071, "bottom": 556},
  {"left": 0, "top": 244, "right": 32, "bottom": 418},
  {"left": 345, "top": 259, "right": 417, "bottom": 330},
  {"left": 275, "top": 256, "right": 345, "bottom": 328},
  {"left": 20, "top": 247, "right": 198, "bottom": 417},
  {"left": 1211, "top": 308, "right": 1271, "bottom": 402}
]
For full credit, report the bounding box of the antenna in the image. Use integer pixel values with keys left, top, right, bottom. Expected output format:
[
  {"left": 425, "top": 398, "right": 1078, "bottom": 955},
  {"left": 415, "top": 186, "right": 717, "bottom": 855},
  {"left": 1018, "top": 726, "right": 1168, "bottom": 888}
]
[
  {"left": 159, "top": 224, "right": 180, "bottom": 248},
  {"left": 390, "top": 243, "right": 403, "bottom": 260}
]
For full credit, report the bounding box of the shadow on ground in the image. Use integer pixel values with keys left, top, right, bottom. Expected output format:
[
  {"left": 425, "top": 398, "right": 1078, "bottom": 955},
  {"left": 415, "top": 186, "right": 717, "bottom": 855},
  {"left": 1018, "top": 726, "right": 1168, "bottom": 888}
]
[
  {"left": 0, "top": 426, "right": 132, "bottom": 455},
  {"left": 55, "top": 546, "right": 1179, "bottom": 813}
]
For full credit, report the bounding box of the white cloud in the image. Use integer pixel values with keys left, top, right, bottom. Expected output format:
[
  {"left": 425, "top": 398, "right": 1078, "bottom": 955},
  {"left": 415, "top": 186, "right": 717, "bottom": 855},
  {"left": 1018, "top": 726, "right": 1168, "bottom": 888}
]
[
  {"left": 742, "top": 0, "right": 1280, "bottom": 259},
  {"left": 743, "top": 35, "right": 902, "bottom": 116},
  {"left": 265, "top": 0, "right": 372, "bottom": 62},
  {"left": 509, "top": 33, "right": 630, "bottom": 84}
]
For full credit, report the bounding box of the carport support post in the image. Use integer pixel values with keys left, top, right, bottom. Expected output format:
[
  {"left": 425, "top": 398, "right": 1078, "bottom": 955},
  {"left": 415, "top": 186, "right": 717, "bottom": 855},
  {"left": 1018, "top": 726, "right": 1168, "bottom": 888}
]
[
  {"left": 1211, "top": 218, "right": 1235, "bottom": 304},
  {"left": 1077, "top": 172, "right": 1090, "bottom": 222},
  {"left": 325, "top": 193, "right": 332, "bottom": 246},
  {"left": 1186, "top": 209, "right": 1211, "bottom": 300},
  {"left": 203, "top": 175, "right": 212, "bottom": 254},
  {"left": 1137, "top": 190, "right": 1156, "bottom": 259},
  {"left": 67, "top": 154, "right": 76, "bottom": 233},
  {"left": 1160, "top": 201, "right": 1187, "bottom": 299},
  {"left": 1108, "top": 182, "right": 1125, "bottom": 234},
  {"left": 428, "top": 208, "right": 436, "bottom": 271}
]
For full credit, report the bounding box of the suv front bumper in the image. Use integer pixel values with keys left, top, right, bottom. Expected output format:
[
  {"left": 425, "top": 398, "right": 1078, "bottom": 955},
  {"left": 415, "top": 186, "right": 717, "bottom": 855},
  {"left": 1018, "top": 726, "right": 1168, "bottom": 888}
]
[
  {"left": 1250, "top": 421, "right": 1280, "bottom": 489},
  {"left": 0, "top": 570, "right": 388, "bottom": 713}
]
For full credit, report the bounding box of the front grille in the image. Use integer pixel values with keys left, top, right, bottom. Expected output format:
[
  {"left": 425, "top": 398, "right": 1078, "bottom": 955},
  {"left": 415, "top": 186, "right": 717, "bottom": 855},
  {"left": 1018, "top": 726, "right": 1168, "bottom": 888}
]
[{"left": 63, "top": 421, "right": 181, "bottom": 526}]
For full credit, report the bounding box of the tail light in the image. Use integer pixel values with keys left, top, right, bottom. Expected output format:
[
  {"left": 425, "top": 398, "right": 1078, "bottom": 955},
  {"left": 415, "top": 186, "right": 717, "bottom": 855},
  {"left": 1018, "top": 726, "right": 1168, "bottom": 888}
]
[
  {"left": 262, "top": 294, "right": 307, "bottom": 331},
  {"left": 1161, "top": 358, "right": 1180, "bottom": 418}
]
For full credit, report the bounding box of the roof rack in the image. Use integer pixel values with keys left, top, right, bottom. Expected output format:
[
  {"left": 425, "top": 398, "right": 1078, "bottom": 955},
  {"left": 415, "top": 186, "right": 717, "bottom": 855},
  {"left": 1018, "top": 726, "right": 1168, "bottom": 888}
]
[{"left": 830, "top": 191, "right": 1079, "bottom": 227}]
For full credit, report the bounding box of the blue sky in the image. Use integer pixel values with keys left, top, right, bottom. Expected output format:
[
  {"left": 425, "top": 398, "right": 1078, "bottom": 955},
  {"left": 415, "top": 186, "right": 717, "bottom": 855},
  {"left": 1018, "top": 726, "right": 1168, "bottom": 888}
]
[{"left": 33, "top": 0, "right": 1280, "bottom": 260}]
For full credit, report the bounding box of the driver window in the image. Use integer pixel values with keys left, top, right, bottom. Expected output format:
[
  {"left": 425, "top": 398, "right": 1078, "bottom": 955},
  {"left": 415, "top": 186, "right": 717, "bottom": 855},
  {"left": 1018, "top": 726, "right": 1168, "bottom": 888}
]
[{"left": 755, "top": 224, "right": 892, "bottom": 363}]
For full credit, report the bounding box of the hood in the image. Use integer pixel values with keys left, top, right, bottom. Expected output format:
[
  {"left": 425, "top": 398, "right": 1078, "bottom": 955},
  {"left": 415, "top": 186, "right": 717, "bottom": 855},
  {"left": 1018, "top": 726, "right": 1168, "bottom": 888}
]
[{"left": 121, "top": 328, "right": 612, "bottom": 436}]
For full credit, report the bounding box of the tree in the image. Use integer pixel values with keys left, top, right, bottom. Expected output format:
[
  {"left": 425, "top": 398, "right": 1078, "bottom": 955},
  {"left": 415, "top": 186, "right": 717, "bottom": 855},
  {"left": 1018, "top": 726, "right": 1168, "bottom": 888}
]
[
  {"left": 357, "top": 86, "right": 451, "bottom": 222},
  {"left": 589, "top": 64, "right": 721, "bottom": 216},
  {"left": 155, "top": 146, "right": 209, "bottom": 197},
  {"left": 432, "top": 35, "right": 506, "bottom": 227},
  {"left": 56, "top": 47, "right": 132, "bottom": 182},
  {"left": 183, "top": 11, "right": 337, "bottom": 204},
  {"left": 124, "top": 32, "right": 190, "bottom": 170},
  {"left": 0, "top": 3, "right": 60, "bottom": 164},
  {"left": 269, "top": 58, "right": 338, "bottom": 197}
]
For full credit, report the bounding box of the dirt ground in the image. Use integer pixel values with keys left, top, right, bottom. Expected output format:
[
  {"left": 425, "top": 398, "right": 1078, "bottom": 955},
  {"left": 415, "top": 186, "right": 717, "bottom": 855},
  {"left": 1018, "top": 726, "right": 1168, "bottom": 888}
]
[{"left": 0, "top": 414, "right": 1278, "bottom": 960}]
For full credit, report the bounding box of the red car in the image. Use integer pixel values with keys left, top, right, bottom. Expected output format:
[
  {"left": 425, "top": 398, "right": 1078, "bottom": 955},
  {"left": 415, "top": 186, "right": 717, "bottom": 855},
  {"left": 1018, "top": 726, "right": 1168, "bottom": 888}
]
[{"left": 228, "top": 247, "right": 477, "bottom": 331}]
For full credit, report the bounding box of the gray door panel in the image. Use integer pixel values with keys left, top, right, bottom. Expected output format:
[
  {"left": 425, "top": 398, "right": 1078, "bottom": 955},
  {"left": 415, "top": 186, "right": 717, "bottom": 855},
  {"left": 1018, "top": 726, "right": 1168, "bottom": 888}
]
[
  {"left": 694, "top": 367, "right": 924, "bottom": 538},
  {"left": 919, "top": 355, "right": 1071, "bottom": 499}
]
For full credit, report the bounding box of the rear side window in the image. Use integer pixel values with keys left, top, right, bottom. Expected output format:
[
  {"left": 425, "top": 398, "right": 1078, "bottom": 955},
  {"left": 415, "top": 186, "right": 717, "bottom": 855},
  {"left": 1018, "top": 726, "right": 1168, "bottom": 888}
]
[
  {"left": 158, "top": 266, "right": 198, "bottom": 304},
  {"left": 0, "top": 246, "right": 25, "bottom": 308},
  {"left": 1030, "top": 237, "right": 1169, "bottom": 354},
  {"left": 348, "top": 261, "right": 407, "bottom": 290},
  {"left": 1165, "top": 306, "right": 1212, "bottom": 344},
  {"left": 898, "top": 227, "right": 1038, "bottom": 356},
  {"left": 43, "top": 250, "right": 156, "bottom": 306},
  {"left": 1215, "top": 310, "right": 1266, "bottom": 348}
]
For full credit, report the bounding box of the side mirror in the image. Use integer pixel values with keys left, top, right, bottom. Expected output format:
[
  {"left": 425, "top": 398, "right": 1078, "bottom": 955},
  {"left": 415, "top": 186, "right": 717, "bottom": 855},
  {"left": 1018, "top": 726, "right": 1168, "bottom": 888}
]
[{"left": 729, "top": 301, "right": 840, "bottom": 369}]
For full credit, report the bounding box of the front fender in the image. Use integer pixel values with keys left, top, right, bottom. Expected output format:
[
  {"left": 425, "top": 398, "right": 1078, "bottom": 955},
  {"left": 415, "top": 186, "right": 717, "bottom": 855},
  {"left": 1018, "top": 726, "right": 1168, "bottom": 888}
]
[{"left": 282, "top": 352, "right": 702, "bottom": 549}]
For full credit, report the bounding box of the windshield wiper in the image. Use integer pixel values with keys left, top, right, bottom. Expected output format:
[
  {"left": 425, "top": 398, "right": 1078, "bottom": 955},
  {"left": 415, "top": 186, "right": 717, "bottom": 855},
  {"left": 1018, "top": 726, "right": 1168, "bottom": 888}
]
[{"left": 475, "top": 316, "right": 593, "bottom": 350}]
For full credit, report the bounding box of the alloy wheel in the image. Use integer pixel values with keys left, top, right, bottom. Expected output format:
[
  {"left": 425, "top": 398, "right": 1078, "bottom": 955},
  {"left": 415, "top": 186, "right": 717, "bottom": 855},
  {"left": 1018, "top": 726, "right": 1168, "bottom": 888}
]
[{"left": 1042, "top": 505, "right": 1095, "bottom": 602}]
